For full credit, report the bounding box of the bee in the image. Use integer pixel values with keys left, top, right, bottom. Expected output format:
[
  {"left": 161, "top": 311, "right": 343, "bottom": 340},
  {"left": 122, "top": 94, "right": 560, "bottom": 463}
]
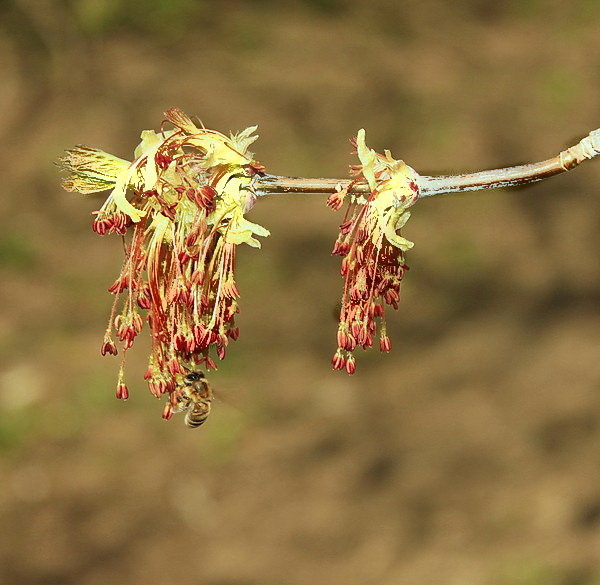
[{"left": 174, "top": 369, "right": 213, "bottom": 429}]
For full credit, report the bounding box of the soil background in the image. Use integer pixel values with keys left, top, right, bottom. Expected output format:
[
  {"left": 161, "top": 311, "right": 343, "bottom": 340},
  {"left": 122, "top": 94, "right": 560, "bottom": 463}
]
[{"left": 1, "top": 2, "right": 599, "bottom": 584}]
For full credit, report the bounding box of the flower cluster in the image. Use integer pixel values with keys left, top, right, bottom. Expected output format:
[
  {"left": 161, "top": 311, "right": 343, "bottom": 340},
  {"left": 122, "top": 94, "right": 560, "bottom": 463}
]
[
  {"left": 60, "top": 108, "right": 269, "bottom": 417},
  {"left": 328, "top": 129, "right": 420, "bottom": 374}
]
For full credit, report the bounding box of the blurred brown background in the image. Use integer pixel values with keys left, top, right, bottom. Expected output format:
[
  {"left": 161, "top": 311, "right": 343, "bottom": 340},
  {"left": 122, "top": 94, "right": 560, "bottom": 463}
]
[{"left": 1, "top": 1, "right": 599, "bottom": 584}]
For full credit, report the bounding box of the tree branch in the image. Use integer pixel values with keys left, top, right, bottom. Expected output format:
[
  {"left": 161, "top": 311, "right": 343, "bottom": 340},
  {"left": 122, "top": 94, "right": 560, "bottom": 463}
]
[{"left": 255, "top": 128, "right": 599, "bottom": 198}]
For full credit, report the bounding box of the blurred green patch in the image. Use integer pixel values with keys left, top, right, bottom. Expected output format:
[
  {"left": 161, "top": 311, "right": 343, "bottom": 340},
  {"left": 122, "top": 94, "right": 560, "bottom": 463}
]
[
  {"left": 0, "top": 412, "right": 36, "bottom": 454},
  {"left": 494, "top": 558, "right": 600, "bottom": 585},
  {"left": 39, "top": 370, "right": 118, "bottom": 442},
  {"left": 226, "top": 16, "right": 266, "bottom": 51},
  {"left": 72, "top": 0, "right": 206, "bottom": 38},
  {"left": 538, "top": 66, "right": 582, "bottom": 111},
  {"left": 200, "top": 406, "right": 246, "bottom": 466},
  {"left": 304, "top": 0, "right": 347, "bottom": 15},
  {"left": 0, "top": 368, "right": 118, "bottom": 455},
  {"left": 422, "top": 112, "right": 461, "bottom": 155},
  {"left": 495, "top": 558, "right": 561, "bottom": 585},
  {"left": 442, "top": 235, "right": 483, "bottom": 276},
  {"left": 0, "top": 232, "right": 38, "bottom": 272},
  {"left": 509, "top": 0, "right": 545, "bottom": 19},
  {"left": 511, "top": 0, "right": 600, "bottom": 23}
]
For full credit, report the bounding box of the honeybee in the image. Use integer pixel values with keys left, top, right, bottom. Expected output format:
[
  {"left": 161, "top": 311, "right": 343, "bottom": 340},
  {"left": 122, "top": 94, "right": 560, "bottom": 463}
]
[{"left": 174, "top": 369, "right": 213, "bottom": 428}]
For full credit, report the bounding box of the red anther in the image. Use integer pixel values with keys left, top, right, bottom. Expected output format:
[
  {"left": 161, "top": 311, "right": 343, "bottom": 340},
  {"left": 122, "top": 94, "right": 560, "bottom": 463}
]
[
  {"left": 345, "top": 356, "right": 356, "bottom": 375},
  {"left": 326, "top": 191, "right": 345, "bottom": 211},
  {"left": 111, "top": 213, "right": 132, "bottom": 235},
  {"left": 193, "top": 323, "right": 207, "bottom": 343},
  {"left": 350, "top": 286, "right": 363, "bottom": 302},
  {"left": 132, "top": 313, "right": 143, "bottom": 333},
  {"left": 101, "top": 339, "right": 118, "bottom": 356},
  {"left": 356, "top": 327, "right": 368, "bottom": 346},
  {"left": 144, "top": 367, "right": 153, "bottom": 380},
  {"left": 148, "top": 381, "right": 160, "bottom": 398},
  {"left": 173, "top": 333, "right": 187, "bottom": 352},
  {"left": 194, "top": 332, "right": 209, "bottom": 349},
  {"left": 137, "top": 296, "right": 151, "bottom": 310},
  {"left": 191, "top": 185, "right": 216, "bottom": 211},
  {"left": 92, "top": 215, "right": 110, "bottom": 235},
  {"left": 116, "top": 383, "right": 129, "bottom": 400},
  {"left": 337, "top": 328, "right": 347, "bottom": 349},
  {"left": 355, "top": 245, "right": 364, "bottom": 265},
  {"left": 155, "top": 152, "right": 172, "bottom": 170},
  {"left": 227, "top": 327, "right": 239, "bottom": 340},
  {"left": 162, "top": 403, "right": 174, "bottom": 420},
  {"left": 217, "top": 345, "right": 226, "bottom": 360},
  {"left": 177, "top": 251, "right": 191, "bottom": 266},
  {"left": 331, "top": 350, "right": 346, "bottom": 370},
  {"left": 340, "top": 258, "right": 349, "bottom": 276},
  {"left": 339, "top": 220, "right": 352, "bottom": 235},
  {"left": 191, "top": 269, "right": 205, "bottom": 285},
  {"left": 164, "top": 377, "right": 176, "bottom": 394},
  {"left": 137, "top": 286, "right": 152, "bottom": 310},
  {"left": 116, "top": 322, "right": 134, "bottom": 342},
  {"left": 167, "top": 359, "right": 184, "bottom": 375},
  {"left": 379, "top": 335, "right": 392, "bottom": 352},
  {"left": 339, "top": 242, "right": 350, "bottom": 255},
  {"left": 201, "top": 185, "right": 217, "bottom": 201},
  {"left": 160, "top": 203, "right": 177, "bottom": 221},
  {"left": 191, "top": 189, "right": 204, "bottom": 208},
  {"left": 384, "top": 288, "right": 399, "bottom": 304},
  {"left": 203, "top": 197, "right": 216, "bottom": 212},
  {"left": 355, "top": 228, "right": 367, "bottom": 242},
  {"left": 185, "top": 232, "right": 198, "bottom": 247},
  {"left": 205, "top": 356, "right": 217, "bottom": 370},
  {"left": 182, "top": 289, "right": 194, "bottom": 306},
  {"left": 373, "top": 304, "right": 384, "bottom": 317},
  {"left": 332, "top": 239, "right": 351, "bottom": 256},
  {"left": 108, "top": 276, "right": 129, "bottom": 294},
  {"left": 247, "top": 160, "right": 266, "bottom": 175},
  {"left": 224, "top": 302, "right": 239, "bottom": 321},
  {"left": 343, "top": 334, "right": 356, "bottom": 351},
  {"left": 223, "top": 280, "right": 239, "bottom": 299}
]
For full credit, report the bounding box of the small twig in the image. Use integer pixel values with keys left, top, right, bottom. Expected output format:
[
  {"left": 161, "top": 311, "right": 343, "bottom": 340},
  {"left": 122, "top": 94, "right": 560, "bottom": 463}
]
[{"left": 255, "top": 128, "right": 599, "bottom": 199}]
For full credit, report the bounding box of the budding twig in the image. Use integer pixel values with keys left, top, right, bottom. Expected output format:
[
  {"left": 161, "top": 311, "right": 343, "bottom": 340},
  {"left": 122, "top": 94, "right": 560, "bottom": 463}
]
[{"left": 254, "top": 128, "right": 600, "bottom": 198}]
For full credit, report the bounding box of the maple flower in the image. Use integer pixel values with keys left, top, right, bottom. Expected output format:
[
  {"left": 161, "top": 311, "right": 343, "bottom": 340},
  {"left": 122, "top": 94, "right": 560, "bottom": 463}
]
[
  {"left": 327, "top": 129, "right": 420, "bottom": 374},
  {"left": 60, "top": 108, "right": 269, "bottom": 416}
]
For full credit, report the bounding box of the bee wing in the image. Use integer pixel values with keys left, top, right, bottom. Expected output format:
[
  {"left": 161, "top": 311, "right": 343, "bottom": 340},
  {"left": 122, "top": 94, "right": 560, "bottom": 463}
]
[{"left": 210, "top": 385, "right": 245, "bottom": 414}]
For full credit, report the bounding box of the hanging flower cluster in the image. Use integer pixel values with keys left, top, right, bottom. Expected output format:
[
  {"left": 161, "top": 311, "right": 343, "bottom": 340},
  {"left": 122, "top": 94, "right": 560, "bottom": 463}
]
[
  {"left": 60, "top": 108, "right": 269, "bottom": 418},
  {"left": 327, "top": 129, "right": 420, "bottom": 374}
]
